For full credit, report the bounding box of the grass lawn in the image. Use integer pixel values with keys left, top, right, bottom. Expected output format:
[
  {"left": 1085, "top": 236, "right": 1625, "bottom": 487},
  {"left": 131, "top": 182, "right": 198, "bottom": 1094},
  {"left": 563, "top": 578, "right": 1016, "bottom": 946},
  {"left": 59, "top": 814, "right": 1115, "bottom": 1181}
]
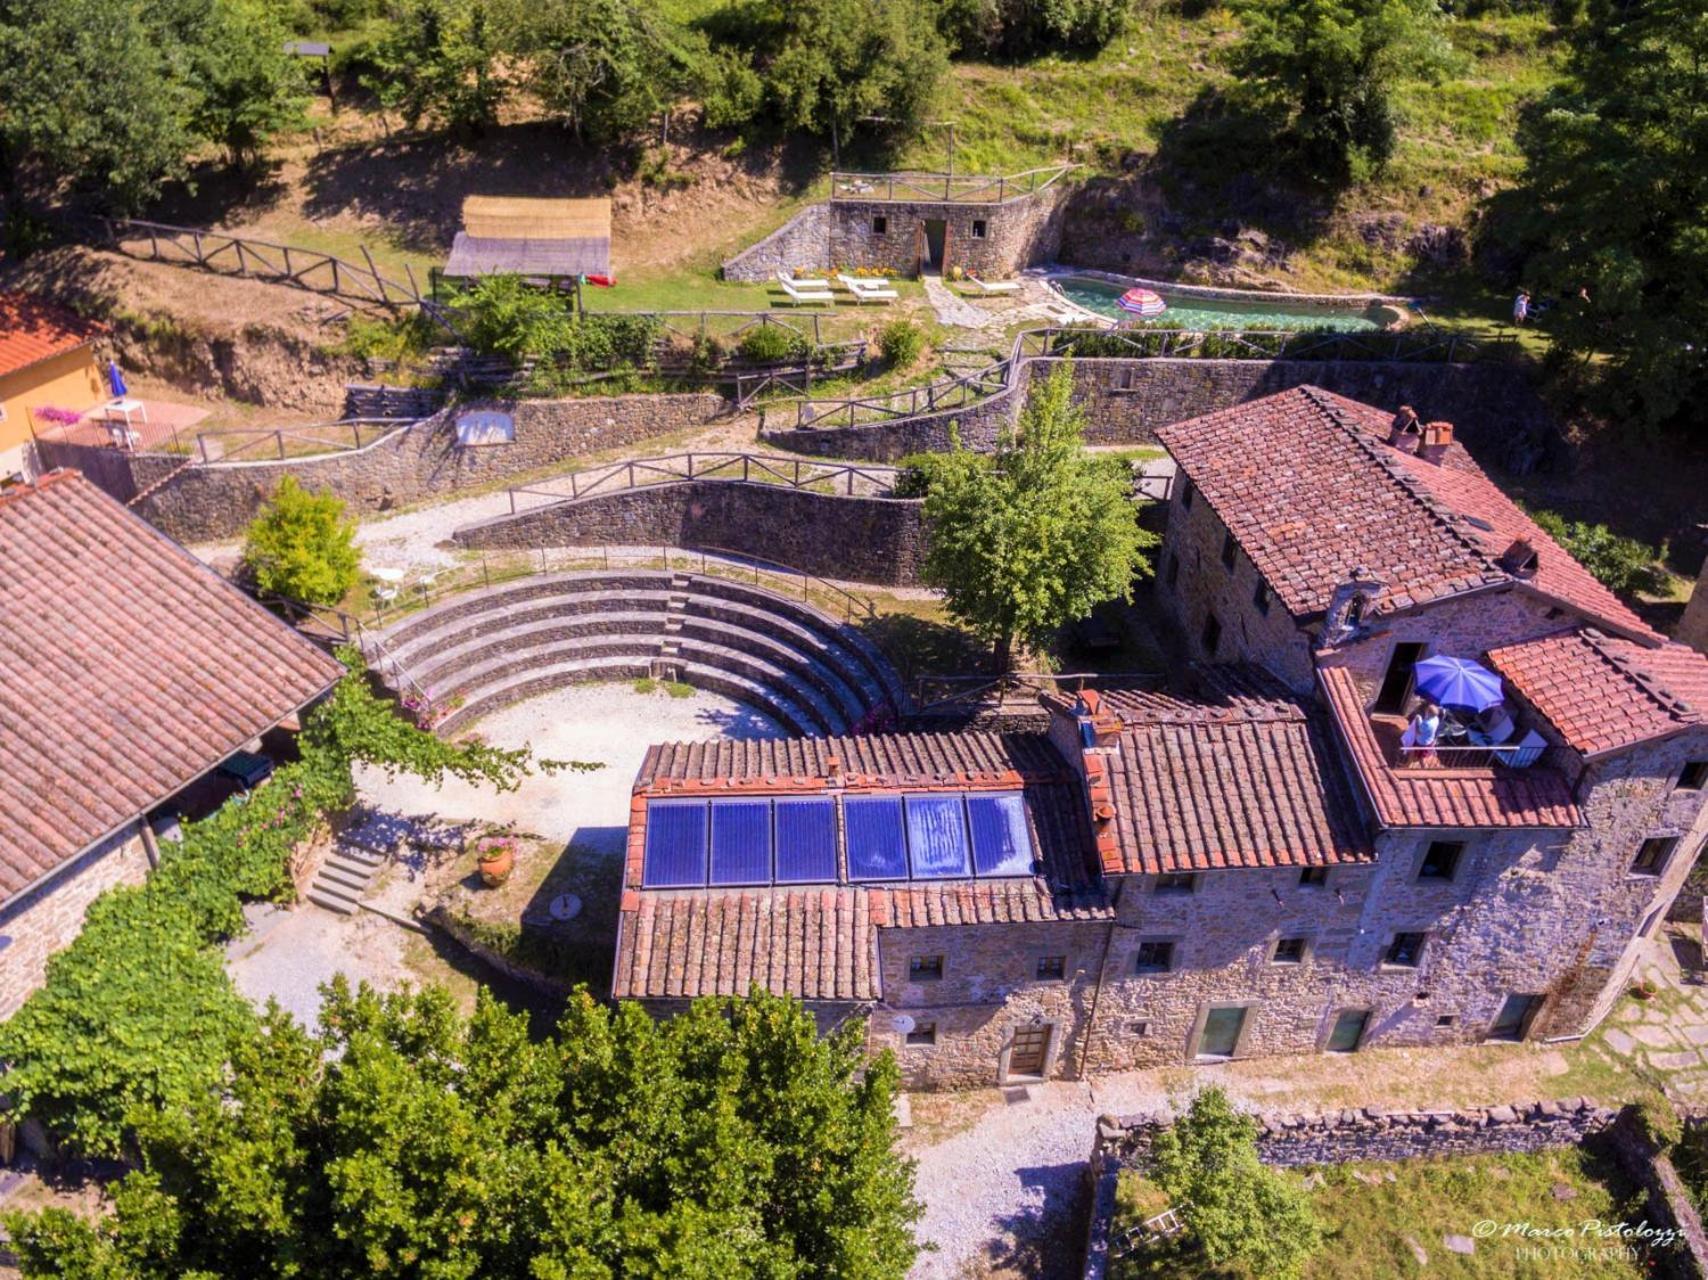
[{"left": 1113, "top": 1146, "right": 1654, "bottom": 1279}]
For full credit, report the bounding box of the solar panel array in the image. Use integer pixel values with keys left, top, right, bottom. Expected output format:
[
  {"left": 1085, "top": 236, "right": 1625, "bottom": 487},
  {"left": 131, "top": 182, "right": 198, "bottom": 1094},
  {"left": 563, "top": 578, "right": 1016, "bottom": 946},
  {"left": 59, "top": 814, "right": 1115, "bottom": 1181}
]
[{"left": 642, "top": 792, "right": 1036, "bottom": 888}]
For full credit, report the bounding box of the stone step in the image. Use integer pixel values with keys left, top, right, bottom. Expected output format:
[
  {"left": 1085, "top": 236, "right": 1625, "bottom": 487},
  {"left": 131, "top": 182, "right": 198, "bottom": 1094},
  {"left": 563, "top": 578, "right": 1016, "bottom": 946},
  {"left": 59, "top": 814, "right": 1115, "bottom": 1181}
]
[
  {"left": 307, "top": 886, "right": 360, "bottom": 916},
  {"left": 333, "top": 841, "right": 387, "bottom": 866},
  {"left": 382, "top": 571, "right": 679, "bottom": 652},
  {"left": 318, "top": 862, "right": 374, "bottom": 893},
  {"left": 390, "top": 592, "right": 674, "bottom": 671},
  {"left": 408, "top": 610, "right": 672, "bottom": 691}
]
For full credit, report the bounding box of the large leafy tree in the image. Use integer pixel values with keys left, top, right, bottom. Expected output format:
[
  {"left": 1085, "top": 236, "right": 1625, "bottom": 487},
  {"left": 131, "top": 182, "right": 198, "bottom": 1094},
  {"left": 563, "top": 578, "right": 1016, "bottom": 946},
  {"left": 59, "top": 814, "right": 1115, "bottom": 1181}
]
[
  {"left": 5, "top": 985, "right": 923, "bottom": 1279},
  {"left": 363, "top": 0, "right": 510, "bottom": 132},
  {"left": 1229, "top": 0, "right": 1453, "bottom": 181},
  {"left": 520, "top": 0, "right": 699, "bottom": 142},
  {"left": 1511, "top": 0, "right": 1708, "bottom": 430},
  {"left": 1149, "top": 1087, "right": 1323, "bottom": 1279},
  {"left": 918, "top": 361, "right": 1154, "bottom": 668},
  {"left": 187, "top": 0, "right": 311, "bottom": 167}
]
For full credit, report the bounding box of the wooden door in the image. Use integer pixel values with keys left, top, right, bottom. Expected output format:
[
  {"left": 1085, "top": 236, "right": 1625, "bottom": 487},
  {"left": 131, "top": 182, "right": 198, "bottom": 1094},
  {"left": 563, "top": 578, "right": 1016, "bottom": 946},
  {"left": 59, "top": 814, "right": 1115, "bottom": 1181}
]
[
  {"left": 1326, "top": 1009, "right": 1369, "bottom": 1053},
  {"left": 1007, "top": 1024, "right": 1050, "bottom": 1077},
  {"left": 1196, "top": 1006, "right": 1246, "bottom": 1059}
]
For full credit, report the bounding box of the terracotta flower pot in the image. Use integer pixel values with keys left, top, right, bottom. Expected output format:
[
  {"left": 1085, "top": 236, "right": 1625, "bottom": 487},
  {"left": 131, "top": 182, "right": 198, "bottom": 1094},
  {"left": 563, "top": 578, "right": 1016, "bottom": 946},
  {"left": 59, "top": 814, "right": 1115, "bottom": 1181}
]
[{"left": 477, "top": 842, "right": 514, "bottom": 887}]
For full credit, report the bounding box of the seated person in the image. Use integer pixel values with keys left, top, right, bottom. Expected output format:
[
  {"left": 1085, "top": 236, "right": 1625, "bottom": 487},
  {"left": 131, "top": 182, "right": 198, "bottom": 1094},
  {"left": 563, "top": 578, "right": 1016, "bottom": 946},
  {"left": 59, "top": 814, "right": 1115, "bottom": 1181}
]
[{"left": 1467, "top": 702, "right": 1515, "bottom": 747}]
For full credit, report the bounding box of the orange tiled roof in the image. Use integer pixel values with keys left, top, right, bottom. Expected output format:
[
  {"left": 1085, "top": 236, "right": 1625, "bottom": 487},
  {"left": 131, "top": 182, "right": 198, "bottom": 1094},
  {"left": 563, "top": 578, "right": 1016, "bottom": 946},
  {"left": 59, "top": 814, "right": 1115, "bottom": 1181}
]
[
  {"left": 1155, "top": 386, "right": 1657, "bottom": 640},
  {"left": 0, "top": 292, "right": 105, "bottom": 380},
  {"left": 1318, "top": 664, "right": 1582, "bottom": 829},
  {"left": 0, "top": 471, "right": 344, "bottom": 901},
  {"left": 633, "top": 732, "right": 1066, "bottom": 793},
  {"left": 1488, "top": 629, "right": 1708, "bottom": 757}
]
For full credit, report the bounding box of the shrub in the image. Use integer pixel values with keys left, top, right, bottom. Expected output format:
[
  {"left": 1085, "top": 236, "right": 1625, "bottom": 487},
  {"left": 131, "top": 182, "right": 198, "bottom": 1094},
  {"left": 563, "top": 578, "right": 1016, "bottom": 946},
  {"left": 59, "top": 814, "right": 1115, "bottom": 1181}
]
[
  {"left": 242, "top": 476, "right": 360, "bottom": 606},
  {"left": 879, "top": 319, "right": 924, "bottom": 369},
  {"left": 1529, "top": 508, "right": 1665, "bottom": 595},
  {"left": 449, "top": 274, "right": 575, "bottom": 363},
  {"left": 893, "top": 450, "right": 962, "bottom": 498},
  {"left": 739, "top": 324, "right": 811, "bottom": 364}
]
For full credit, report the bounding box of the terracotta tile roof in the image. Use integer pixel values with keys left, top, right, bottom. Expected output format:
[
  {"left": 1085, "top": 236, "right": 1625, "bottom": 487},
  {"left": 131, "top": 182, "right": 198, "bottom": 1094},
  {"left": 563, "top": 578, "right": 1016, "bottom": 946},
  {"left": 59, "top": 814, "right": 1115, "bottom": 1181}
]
[
  {"left": 0, "top": 292, "right": 105, "bottom": 380},
  {"left": 1098, "top": 672, "right": 1373, "bottom": 874},
  {"left": 0, "top": 472, "right": 345, "bottom": 902},
  {"left": 1318, "top": 664, "right": 1581, "bottom": 829},
  {"left": 1488, "top": 629, "right": 1708, "bottom": 757},
  {"left": 634, "top": 731, "right": 1066, "bottom": 792},
  {"left": 1155, "top": 387, "right": 1656, "bottom": 639}
]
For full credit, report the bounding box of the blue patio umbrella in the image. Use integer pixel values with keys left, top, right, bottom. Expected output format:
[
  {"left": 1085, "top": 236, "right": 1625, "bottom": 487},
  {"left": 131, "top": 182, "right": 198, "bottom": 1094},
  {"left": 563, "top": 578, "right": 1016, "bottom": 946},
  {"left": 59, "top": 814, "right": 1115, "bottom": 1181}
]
[
  {"left": 1412, "top": 655, "right": 1504, "bottom": 712},
  {"left": 107, "top": 361, "right": 128, "bottom": 398}
]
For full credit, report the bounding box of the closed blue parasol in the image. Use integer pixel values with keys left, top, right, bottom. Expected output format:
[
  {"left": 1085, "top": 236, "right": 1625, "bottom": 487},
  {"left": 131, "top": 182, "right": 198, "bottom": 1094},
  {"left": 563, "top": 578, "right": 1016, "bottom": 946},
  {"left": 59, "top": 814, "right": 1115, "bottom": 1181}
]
[
  {"left": 1412, "top": 655, "right": 1504, "bottom": 712},
  {"left": 107, "top": 361, "right": 128, "bottom": 397}
]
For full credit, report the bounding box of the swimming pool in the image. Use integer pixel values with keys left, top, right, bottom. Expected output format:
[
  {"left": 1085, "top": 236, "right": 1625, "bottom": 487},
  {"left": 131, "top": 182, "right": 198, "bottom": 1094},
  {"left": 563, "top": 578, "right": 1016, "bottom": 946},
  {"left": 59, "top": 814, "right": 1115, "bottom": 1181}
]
[{"left": 1053, "top": 276, "right": 1390, "bottom": 333}]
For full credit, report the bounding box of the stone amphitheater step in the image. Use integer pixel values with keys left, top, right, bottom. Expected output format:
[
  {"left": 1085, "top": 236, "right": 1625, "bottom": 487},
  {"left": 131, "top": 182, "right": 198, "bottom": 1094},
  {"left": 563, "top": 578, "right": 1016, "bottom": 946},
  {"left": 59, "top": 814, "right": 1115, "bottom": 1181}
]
[
  {"left": 408, "top": 610, "right": 672, "bottom": 695},
  {"left": 306, "top": 842, "right": 387, "bottom": 916},
  {"left": 388, "top": 587, "right": 675, "bottom": 671},
  {"left": 678, "top": 599, "right": 882, "bottom": 714},
  {"left": 381, "top": 572, "right": 674, "bottom": 655}
]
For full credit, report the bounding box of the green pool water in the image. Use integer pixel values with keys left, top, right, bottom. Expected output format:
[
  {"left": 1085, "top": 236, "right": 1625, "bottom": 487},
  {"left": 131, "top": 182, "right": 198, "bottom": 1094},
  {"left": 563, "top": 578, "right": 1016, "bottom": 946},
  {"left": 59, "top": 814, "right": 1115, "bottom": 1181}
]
[{"left": 1055, "top": 276, "right": 1388, "bottom": 332}]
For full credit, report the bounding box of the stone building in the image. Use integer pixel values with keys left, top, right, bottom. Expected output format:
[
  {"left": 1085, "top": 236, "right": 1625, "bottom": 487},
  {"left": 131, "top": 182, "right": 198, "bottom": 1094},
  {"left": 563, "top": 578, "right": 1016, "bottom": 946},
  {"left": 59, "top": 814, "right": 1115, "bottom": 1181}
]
[
  {"left": 0, "top": 470, "right": 343, "bottom": 1018},
  {"left": 613, "top": 386, "right": 1708, "bottom": 1087}
]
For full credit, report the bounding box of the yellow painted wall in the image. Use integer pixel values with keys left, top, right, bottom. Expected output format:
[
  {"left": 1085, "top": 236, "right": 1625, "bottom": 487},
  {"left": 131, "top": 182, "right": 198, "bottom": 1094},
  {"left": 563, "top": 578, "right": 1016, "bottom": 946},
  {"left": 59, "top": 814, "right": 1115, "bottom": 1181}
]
[{"left": 0, "top": 347, "right": 104, "bottom": 454}]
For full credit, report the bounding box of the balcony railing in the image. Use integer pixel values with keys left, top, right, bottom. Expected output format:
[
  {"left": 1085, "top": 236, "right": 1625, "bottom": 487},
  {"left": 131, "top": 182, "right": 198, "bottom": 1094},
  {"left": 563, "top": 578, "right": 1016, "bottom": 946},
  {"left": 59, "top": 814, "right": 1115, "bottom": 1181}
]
[{"left": 1395, "top": 740, "right": 1548, "bottom": 770}]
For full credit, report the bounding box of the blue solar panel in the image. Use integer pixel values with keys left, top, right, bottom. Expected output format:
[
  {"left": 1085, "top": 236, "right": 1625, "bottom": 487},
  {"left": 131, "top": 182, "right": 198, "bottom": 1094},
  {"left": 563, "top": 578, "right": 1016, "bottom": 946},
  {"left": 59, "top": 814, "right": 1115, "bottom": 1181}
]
[
  {"left": 967, "top": 793, "right": 1034, "bottom": 876},
  {"left": 642, "top": 801, "right": 708, "bottom": 887},
  {"left": 845, "top": 796, "right": 908, "bottom": 880},
  {"left": 905, "top": 794, "right": 972, "bottom": 878},
  {"left": 710, "top": 799, "right": 771, "bottom": 885},
  {"left": 774, "top": 798, "right": 837, "bottom": 883}
]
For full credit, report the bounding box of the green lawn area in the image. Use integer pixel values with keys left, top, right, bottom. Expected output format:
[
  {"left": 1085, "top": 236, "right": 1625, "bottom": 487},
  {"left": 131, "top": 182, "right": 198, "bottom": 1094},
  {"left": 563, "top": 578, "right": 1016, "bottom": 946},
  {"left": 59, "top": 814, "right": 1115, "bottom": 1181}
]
[{"left": 1114, "top": 1146, "right": 1654, "bottom": 1279}]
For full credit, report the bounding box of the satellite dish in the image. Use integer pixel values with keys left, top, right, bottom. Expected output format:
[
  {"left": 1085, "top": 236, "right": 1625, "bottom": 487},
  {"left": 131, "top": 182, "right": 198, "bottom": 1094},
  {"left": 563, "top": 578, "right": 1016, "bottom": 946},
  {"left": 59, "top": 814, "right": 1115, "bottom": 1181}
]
[
  {"left": 890, "top": 1014, "right": 916, "bottom": 1035},
  {"left": 549, "top": 892, "right": 583, "bottom": 921}
]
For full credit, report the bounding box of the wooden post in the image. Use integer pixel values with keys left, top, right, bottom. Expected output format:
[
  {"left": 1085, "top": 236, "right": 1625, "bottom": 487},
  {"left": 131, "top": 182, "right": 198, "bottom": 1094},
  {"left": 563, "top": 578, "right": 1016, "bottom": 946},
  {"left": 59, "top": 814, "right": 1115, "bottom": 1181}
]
[{"left": 360, "top": 244, "right": 384, "bottom": 301}]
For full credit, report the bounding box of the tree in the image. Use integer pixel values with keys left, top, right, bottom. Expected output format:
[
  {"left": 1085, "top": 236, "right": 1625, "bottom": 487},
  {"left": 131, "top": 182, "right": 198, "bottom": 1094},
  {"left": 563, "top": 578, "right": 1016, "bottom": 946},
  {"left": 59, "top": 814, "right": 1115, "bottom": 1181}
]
[
  {"left": 918, "top": 361, "right": 1154, "bottom": 668},
  {"left": 242, "top": 476, "right": 360, "bottom": 606},
  {"left": 187, "top": 0, "right": 311, "bottom": 167},
  {"left": 1509, "top": 0, "right": 1708, "bottom": 430},
  {"left": 363, "top": 0, "right": 509, "bottom": 132},
  {"left": 1148, "top": 1087, "right": 1322, "bottom": 1279},
  {"left": 1229, "top": 0, "right": 1453, "bottom": 181},
  {"left": 4, "top": 985, "right": 924, "bottom": 1279},
  {"left": 521, "top": 0, "right": 698, "bottom": 142}
]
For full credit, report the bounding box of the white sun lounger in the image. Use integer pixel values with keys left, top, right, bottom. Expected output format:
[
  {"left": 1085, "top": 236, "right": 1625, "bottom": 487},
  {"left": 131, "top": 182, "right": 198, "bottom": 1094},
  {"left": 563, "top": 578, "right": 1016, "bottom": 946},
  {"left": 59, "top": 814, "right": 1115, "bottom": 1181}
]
[
  {"left": 837, "top": 274, "right": 899, "bottom": 303},
  {"left": 776, "top": 269, "right": 831, "bottom": 291},
  {"left": 778, "top": 277, "right": 834, "bottom": 306},
  {"left": 965, "top": 275, "right": 1020, "bottom": 294}
]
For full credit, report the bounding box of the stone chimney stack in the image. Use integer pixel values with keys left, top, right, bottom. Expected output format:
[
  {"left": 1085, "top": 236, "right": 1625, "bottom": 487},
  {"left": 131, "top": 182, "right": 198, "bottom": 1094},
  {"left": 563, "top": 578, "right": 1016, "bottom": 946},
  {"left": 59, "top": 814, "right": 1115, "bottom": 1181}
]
[
  {"left": 826, "top": 756, "right": 843, "bottom": 783},
  {"left": 1418, "top": 421, "right": 1454, "bottom": 464},
  {"left": 1387, "top": 405, "right": 1421, "bottom": 447}
]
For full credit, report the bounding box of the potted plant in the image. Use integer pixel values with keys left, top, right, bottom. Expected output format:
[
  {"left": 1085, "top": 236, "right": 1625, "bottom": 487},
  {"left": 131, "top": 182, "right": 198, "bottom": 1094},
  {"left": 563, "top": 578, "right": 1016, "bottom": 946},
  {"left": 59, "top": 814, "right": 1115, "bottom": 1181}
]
[{"left": 476, "top": 834, "right": 516, "bottom": 887}]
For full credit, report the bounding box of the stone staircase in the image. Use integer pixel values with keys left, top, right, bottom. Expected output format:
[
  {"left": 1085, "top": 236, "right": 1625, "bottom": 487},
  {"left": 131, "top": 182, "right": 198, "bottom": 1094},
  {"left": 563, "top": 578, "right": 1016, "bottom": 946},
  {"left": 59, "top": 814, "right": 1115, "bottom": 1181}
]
[
  {"left": 305, "top": 812, "right": 410, "bottom": 915},
  {"left": 371, "top": 570, "right": 908, "bottom": 737}
]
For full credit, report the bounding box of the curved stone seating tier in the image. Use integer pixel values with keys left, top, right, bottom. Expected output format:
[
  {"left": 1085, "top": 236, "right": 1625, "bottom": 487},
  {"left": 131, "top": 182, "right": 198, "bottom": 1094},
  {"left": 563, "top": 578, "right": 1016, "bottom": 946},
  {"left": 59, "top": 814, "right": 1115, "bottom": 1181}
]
[{"left": 372, "top": 570, "right": 907, "bottom": 739}]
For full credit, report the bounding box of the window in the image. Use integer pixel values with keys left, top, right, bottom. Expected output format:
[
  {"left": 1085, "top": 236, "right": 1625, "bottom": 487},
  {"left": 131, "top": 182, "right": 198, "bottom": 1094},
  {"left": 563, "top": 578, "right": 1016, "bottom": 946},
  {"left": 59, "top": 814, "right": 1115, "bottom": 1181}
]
[
  {"left": 1418, "top": 840, "right": 1464, "bottom": 882},
  {"left": 1272, "top": 937, "right": 1308, "bottom": 964},
  {"left": 1435, "top": 1014, "right": 1457, "bottom": 1028},
  {"left": 971, "top": 219, "right": 987, "bottom": 238},
  {"left": 1220, "top": 530, "right": 1237, "bottom": 571},
  {"left": 872, "top": 215, "right": 888, "bottom": 234},
  {"left": 909, "top": 955, "right": 944, "bottom": 981},
  {"left": 1155, "top": 872, "right": 1196, "bottom": 894},
  {"left": 1678, "top": 761, "right": 1708, "bottom": 791},
  {"left": 1298, "top": 867, "right": 1328, "bottom": 887},
  {"left": 1253, "top": 580, "right": 1271, "bottom": 615},
  {"left": 1201, "top": 613, "right": 1222, "bottom": 656},
  {"left": 905, "top": 1021, "right": 937, "bottom": 1046},
  {"left": 1134, "top": 940, "right": 1175, "bottom": 973},
  {"left": 1165, "top": 553, "right": 1180, "bottom": 588},
  {"left": 1130, "top": 1019, "right": 1152, "bottom": 1037},
  {"left": 1385, "top": 932, "right": 1427, "bottom": 968},
  {"left": 1178, "top": 477, "right": 1194, "bottom": 510},
  {"left": 1326, "top": 1009, "right": 1369, "bottom": 1053},
  {"left": 1631, "top": 836, "right": 1678, "bottom": 877},
  {"left": 1036, "top": 955, "right": 1067, "bottom": 981}
]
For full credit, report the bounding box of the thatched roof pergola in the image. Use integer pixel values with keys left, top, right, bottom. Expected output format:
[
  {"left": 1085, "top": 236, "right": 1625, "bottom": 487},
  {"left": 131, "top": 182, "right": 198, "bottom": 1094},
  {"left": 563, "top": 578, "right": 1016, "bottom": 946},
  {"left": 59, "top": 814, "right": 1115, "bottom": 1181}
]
[{"left": 442, "top": 196, "right": 612, "bottom": 282}]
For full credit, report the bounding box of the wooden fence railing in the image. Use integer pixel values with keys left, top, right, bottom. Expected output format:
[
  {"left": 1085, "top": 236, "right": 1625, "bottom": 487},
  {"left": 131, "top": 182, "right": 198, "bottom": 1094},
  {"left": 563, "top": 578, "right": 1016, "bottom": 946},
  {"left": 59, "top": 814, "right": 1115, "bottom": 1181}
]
[
  {"left": 830, "top": 165, "right": 1076, "bottom": 205},
  {"left": 502, "top": 451, "right": 903, "bottom": 514}
]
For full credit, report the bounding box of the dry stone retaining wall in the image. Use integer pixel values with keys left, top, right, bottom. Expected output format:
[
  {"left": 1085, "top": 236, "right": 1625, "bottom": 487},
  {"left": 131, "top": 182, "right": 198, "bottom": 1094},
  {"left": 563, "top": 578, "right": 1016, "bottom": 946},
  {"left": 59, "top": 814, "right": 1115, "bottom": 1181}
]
[
  {"left": 720, "top": 204, "right": 833, "bottom": 282},
  {"left": 450, "top": 480, "right": 926, "bottom": 586}
]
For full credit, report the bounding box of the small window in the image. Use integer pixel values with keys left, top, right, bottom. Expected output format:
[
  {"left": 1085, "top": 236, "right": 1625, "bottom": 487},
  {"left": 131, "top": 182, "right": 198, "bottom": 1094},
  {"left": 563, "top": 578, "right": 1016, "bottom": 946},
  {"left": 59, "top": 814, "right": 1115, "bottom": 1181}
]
[
  {"left": 1201, "top": 613, "right": 1222, "bottom": 656},
  {"left": 1435, "top": 1014, "right": 1457, "bottom": 1028},
  {"left": 1679, "top": 761, "right": 1708, "bottom": 791},
  {"left": 1272, "top": 937, "right": 1307, "bottom": 965},
  {"left": 1385, "top": 932, "right": 1427, "bottom": 968},
  {"left": 971, "top": 219, "right": 987, "bottom": 238},
  {"left": 909, "top": 955, "right": 944, "bottom": 981},
  {"left": 1631, "top": 837, "right": 1678, "bottom": 877},
  {"left": 1130, "top": 1019, "right": 1151, "bottom": 1037},
  {"left": 872, "top": 215, "right": 888, "bottom": 234},
  {"left": 1165, "top": 553, "right": 1180, "bottom": 588},
  {"left": 905, "top": 1021, "right": 937, "bottom": 1046},
  {"left": 1418, "top": 840, "right": 1464, "bottom": 882},
  {"left": 1220, "top": 530, "right": 1237, "bottom": 571},
  {"left": 1155, "top": 872, "right": 1196, "bottom": 894},
  {"left": 1298, "top": 867, "right": 1328, "bottom": 887},
  {"left": 1036, "top": 955, "right": 1067, "bottom": 981},
  {"left": 1253, "top": 580, "right": 1271, "bottom": 615},
  {"left": 1134, "top": 940, "right": 1175, "bottom": 973},
  {"left": 1178, "top": 477, "right": 1194, "bottom": 510}
]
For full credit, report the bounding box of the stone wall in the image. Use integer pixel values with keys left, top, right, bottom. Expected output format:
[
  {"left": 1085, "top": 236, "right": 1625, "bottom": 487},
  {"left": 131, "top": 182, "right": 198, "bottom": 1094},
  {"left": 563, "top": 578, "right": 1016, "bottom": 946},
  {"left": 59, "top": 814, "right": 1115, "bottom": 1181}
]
[
  {"left": 0, "top": 825, "right": 151, "bottom": 1019},
  {"left": 1680, "top": 558, "right": 1708, "bottom": 657},
  {"left": 720, "top": 204, "right": 833, "bottom": 282},
  {"left": 762, "top": 356, "right": 1557, "bottom": 471},
  {"left": 828, "top": 183, "right": 1071, "bottom": 280},
  {"left": 450, "top": 480, "right": 927, "bottom": 586},
  {"left": 41, "top": 392, "right": 731, "bottom": 543}
]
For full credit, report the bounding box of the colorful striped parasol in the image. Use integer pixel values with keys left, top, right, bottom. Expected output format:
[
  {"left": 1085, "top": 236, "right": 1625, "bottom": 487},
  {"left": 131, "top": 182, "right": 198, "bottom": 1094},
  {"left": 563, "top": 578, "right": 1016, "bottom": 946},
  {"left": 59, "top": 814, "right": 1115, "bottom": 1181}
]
[{"left": 1116, "top": 287, "right": 1167, "bottom": 318}]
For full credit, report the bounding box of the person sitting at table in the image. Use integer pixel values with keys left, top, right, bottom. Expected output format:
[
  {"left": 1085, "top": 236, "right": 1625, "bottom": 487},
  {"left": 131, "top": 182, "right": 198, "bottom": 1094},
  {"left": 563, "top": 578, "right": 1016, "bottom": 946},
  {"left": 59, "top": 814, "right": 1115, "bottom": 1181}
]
[
  {"left": 1401, "top": 700, "right": 1443, "bottom": 763},
  {"left": 1468, "top": 702, "right": 1515, "bottom": 747}
]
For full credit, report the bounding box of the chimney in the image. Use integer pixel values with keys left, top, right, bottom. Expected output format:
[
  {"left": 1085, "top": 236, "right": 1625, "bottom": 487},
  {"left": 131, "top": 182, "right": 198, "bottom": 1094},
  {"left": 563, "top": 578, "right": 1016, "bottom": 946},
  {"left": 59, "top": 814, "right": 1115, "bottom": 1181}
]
[
  {"left": 1387, "top": 405, "right": 1421, "bottom": 447},
  {"left": 1417, "top": 421, "right": 1454, "bottom": 464},
  {"left": 826, "top": 756, "right": 843, "bottom": 783},
  {"left": 1498, "top": 537, "right": 1539, "bottom": 578}
]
